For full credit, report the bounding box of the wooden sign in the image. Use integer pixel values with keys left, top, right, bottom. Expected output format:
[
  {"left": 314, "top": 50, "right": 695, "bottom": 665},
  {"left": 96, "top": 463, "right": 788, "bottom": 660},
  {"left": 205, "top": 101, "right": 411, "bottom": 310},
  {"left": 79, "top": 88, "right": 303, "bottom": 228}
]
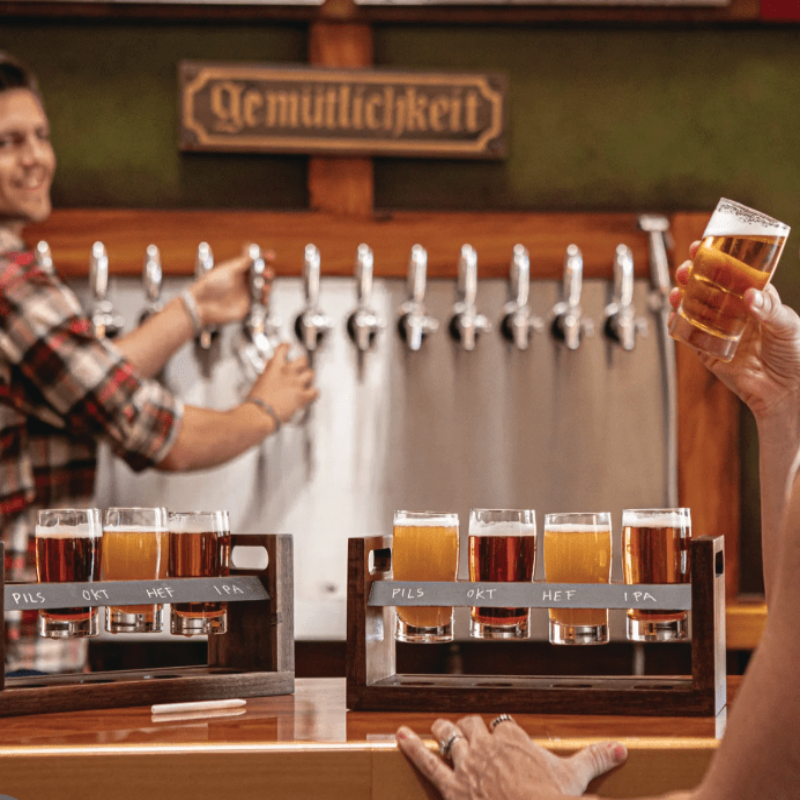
[{"left": 179, "top": 61, "right": 507, "bottom": 158}]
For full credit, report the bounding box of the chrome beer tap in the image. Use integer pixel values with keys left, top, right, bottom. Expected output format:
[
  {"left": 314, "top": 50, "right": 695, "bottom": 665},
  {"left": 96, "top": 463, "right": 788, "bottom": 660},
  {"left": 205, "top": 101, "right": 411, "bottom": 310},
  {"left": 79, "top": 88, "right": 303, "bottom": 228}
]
[
  {"left": 194, "top": 242, "right": 219, "bottom": 351},
  {"left": 500, "top": 244, "right": 544, "bottom": 350},
  {"left": 34, "top": 240, "right": 54, "bottom": 274},
  {"left": 448, "top": 244, "right": 492, "bottom": 351},
  {"left": 397, "top": 244, "right": 439, "bottom": 351},
  {"left": 139, "top": 244, "right": 163, "bottom": 324},
  {"left": 346, "top": 244, "right": 384, "bottom": 353},
  {"left": 238, "top": 243, "right": 281, "bottom": 378},
  {"left": 294, "top": 244, "right": 333, "bottom": 362},
  {"left": 603, "top": 244, "right": 647, "bottom": 351},
  {"left": 88, "top": 241, "right": 124, "bottom": 340},
  {"left": 550, "top": 244, "right": 593, "bottom": 350}
]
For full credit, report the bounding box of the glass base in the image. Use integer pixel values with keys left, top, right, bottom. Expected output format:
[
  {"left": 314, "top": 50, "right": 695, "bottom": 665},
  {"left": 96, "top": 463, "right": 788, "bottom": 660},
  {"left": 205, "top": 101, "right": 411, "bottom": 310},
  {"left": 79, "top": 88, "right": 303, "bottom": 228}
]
[
  {"left": 170, "top": 612, "right": 227, "bottom": 637},
  {"left": 38, "top": 613, "right": 98, "bottom": 638},
  {"left": 394, "top": 617, "right": 453, "bottom": 643},
  {"left": 549, "top": 621, "right": 608, "bottom": 645},
  {"left": 627, "top": 616, "right": 688, "bottom": 643},
  {"left": 669, "top": 312, "right": 738, "bottom": 362},
  {"left": 470, "top": 618, "right": 528, "bottom": 640},
  {"left": 106, "top": 609, "right": 163, "bottom": 634}
]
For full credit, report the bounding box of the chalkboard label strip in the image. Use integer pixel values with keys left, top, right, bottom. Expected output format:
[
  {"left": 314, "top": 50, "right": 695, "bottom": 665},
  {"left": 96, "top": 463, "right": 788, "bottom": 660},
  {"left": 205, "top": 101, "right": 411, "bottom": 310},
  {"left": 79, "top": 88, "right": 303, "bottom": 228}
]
[
  {"left": 368, "top": 581, "right": 691, "bottom": 610},
  {"left": 4, "top": 576, "right": 269, "bottom": 611}
]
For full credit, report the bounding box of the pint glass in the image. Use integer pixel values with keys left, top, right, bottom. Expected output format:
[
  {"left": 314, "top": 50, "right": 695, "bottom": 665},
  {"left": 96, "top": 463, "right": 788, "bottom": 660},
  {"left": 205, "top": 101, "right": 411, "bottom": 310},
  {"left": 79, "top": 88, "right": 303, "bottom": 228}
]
[
  {"left": 544, "top": 512, "right": 612, "bottom": 645},
  {"left": 468, "top": 508, "right": 536, "bottom": 640},
  {"left": 35, "top": 508, "right": 103, "bottom": 638},
  {"left": 392, "top": 510, "right": 459, "bottom": 643},
  {"left": 622, "top": 508, "right": 691, "bottom": 642},
  {"left": 669, "top": 198, "right": 790, "bottom": 362},
  {"left": 168, "top": 510, "right": 231, "bottom": 636},
  {"left": 102, "top": 507, "right": 168, "bottom": 633}
]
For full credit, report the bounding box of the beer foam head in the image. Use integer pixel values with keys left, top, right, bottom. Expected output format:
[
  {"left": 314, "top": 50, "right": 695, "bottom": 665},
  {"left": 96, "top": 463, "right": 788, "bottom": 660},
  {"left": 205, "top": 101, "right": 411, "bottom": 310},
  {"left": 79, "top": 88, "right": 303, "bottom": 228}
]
[
  {"left": 169, "top": 511, "right": 230, "bottom": 534},
  {"left": 104, "top": 525, "right": 164, "bottom": 535},
  {"left": 703, "top": 198, "right": 790, "bottom": 239},
  {"left": 393, "top": 511, "right": 458, "bottom": 528},
  {"left": 544, "top": 523, "right": 610, "bottom": 534},
  {"left": 622, "top": 509, "right": 691, "bottom": 529},
  {"left": 469, "top": 521, "right": 536, "bottom": 537},
  {"left": 35, "top": 522, "right": 102, "bottom": 539}
]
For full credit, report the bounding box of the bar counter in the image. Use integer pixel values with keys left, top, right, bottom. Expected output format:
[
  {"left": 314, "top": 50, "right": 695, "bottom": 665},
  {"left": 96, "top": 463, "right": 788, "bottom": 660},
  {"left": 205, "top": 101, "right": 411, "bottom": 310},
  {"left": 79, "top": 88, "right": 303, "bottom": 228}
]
[{"left": 0, "top": 677, "right": 735, "bottom": 799}]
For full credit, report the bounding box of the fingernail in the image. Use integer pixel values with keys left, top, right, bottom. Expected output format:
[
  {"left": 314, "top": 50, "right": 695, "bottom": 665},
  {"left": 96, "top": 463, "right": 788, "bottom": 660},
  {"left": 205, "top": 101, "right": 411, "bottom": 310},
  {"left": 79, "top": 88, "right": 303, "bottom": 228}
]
[
  {"left": 397, "top": 726, "right": 410, "bottom": 740},
  {"left": 750, "top": 290, "right": 764, "bottom": 309},
  {"left": 612, "top": 744, "right": 627, "bottom": 762}
]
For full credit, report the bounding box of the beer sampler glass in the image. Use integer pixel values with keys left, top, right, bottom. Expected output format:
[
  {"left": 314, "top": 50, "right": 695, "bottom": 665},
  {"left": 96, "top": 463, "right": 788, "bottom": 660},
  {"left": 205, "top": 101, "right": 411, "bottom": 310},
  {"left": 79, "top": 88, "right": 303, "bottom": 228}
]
[
  {"left": 168, "top": 510, "right": 231, "bottom": 636},
  {"left": 543, "top": 512, "right": 612, "bottom": 645},
  {"left": 669, "top": 198, "right": 790, "bottom": 362},
  {"left": 392, "top": 510, "right": 459, "bottom": 643},
  {"left": 102, "top": 507, "right": 168, "bottom": 634},
  {"left": 622, "top": 508, "right": 692, "bottom": 642},
  {"left": 35, "top": 508, "right": 102, "bottom": 638},
  {"left": 468, "top": 508, "right": 537, "bottom": 640}
]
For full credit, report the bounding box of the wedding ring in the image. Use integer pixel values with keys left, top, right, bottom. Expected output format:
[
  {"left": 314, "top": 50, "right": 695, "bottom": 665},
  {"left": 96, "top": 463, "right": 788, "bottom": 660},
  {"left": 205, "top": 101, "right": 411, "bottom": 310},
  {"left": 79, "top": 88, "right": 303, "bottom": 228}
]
[
  {"left": 490, "top": 714, "right": 515, "bottom": 730},
  {"left": 439, "top": 731, "right": 465, "bottom": 760}
]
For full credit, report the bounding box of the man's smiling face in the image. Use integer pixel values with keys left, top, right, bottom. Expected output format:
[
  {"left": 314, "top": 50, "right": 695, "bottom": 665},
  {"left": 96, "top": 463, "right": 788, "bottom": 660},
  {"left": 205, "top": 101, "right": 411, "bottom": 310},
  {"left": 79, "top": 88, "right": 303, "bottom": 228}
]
[{"left": 0, "top": 88, "right": 55, "bottom": 233}]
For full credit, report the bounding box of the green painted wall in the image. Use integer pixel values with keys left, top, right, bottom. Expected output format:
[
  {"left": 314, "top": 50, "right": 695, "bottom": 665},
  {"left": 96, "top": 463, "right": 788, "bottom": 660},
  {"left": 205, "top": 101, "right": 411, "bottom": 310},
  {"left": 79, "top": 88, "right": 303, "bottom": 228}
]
[{"left": 4, "top": 18, "right": 797, "bottom": 593}]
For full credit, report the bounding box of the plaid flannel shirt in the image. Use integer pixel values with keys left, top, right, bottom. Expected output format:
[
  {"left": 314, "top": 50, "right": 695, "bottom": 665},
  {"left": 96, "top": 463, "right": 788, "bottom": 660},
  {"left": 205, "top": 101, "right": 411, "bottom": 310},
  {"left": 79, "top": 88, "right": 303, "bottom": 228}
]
[{"left": 0, "top": 239, "right": 183, "bottom": 672}]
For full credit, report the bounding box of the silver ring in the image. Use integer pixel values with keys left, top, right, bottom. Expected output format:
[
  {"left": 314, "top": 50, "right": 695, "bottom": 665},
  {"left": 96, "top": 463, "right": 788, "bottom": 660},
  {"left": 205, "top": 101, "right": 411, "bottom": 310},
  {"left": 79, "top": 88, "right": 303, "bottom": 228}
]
[
  {"left": 438, "top": 731, "right": 465, "bottom": 760},
  {"left": 490, "top": 714, "right": 515, "bottom": 730}
]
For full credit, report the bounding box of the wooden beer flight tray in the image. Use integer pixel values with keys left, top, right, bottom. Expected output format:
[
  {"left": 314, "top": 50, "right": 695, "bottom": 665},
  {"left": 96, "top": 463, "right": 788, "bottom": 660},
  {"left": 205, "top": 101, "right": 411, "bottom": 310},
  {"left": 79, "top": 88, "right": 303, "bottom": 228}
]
[
  {"left": 347, "top": 535, "right": 726, "bottom": 717},
  {"left": 0, "top": 533, "right": 294, "bottom": 717}
]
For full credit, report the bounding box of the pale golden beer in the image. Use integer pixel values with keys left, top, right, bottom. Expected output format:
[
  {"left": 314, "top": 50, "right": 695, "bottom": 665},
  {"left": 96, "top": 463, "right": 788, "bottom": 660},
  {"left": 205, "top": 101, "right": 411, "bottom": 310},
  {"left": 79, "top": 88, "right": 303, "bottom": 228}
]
[
  {"left": 169, "top": 510, "right": 231, "bottom": 636},
  {"left": 623, "top": 508, "right": 691, "bottom": 642},
  {"left": 392, "top": 511, "right": 459, "bottom": 643},
  {"left": 670, "top": 198, "right": 790, "bottom": 361},
  {"left": 468, "top": 508, "right": 536, "bottom": 640},
  {"left": 102, "top": 507, "right": 168, "bottom": 633},
  {"left": 544, "top": 512, "right": 611, "bottom": 645},
  {"left": 35, "top": 508, "right": 103, "bottom": 638}
]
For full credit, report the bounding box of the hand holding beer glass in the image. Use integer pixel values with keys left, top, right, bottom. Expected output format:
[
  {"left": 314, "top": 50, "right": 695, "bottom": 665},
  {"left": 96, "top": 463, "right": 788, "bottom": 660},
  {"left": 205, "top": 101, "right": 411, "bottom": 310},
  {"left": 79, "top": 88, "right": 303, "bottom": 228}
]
[
  {"left": 102, "top": 507, "right": 168, "bottom": 634},
  {"left": 35, "top": 508, "right": 103, "bottom": 638},
  {"left": 544, "top": 512, "right": 612, "bottom": 645},
  {"left": 468, "top": 508, "right": 536, "bottom": 640},
  {"left": 669, "top": 198, "right": 790, "bottom": 362},
  {"left": 623, "top": 508, "right": 691, "bottom": 642},
  {"left": 392, "top": 510, "right": 459, "bottom": 643},
  {"left": 168, "top": 510, "right": 231, "bottom": 636}
]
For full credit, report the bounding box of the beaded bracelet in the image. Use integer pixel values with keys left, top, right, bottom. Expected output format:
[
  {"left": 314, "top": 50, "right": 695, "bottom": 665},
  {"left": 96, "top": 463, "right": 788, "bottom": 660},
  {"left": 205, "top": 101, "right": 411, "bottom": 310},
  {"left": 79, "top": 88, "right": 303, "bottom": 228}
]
[{"left": 244, "top": 397, "right": 282, "bottom": 433}]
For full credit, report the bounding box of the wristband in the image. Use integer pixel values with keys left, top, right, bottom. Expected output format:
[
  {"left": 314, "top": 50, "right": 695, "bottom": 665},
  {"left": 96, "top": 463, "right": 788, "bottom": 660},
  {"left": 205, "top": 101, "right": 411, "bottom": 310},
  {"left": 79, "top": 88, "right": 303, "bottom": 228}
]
[
  {"left": 179, "top": 289, "right": 203, "bottom": 338},
  {"left": 244, "top": 397, "right": 282, "bottom": 433}
]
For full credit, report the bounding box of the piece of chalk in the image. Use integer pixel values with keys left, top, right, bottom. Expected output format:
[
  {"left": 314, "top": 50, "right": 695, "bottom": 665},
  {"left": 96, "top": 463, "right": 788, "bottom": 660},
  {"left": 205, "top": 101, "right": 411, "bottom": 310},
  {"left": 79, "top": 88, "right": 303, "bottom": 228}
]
[{"left": 151, "top": 698, "right": 247, "bottom": 715}]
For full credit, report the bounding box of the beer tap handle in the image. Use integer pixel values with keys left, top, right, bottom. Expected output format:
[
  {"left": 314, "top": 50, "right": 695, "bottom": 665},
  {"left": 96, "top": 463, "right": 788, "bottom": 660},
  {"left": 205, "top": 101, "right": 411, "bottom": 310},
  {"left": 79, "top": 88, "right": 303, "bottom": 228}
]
[
  {"left": 407, "top": 244, "right": 428, "bottom": 305},
  {"left": 550, "top": 244, "right": 592, "bottom": 351},
  {"left": 294, "top": 244, "right": 333, "bottom": 354},
  {"left": 140, "top": 244, "right": 163, "bottom": 323},
  {"left": 194, "top": 242, "right": 218, "bottom": 351},
  {"left": 501, "top": 244, "right": 544, "bottom": 351},
  {"left": 35, "top": 240, "right": 54, "bottom": 274},
  {"left": 450, "top": 244, "right": 492, "bottom": 351},
  {"left": 638, "top": 215, "right": 673, "bottom": 308},
  {"left": 603, "top": 244, "right": 647, "bottom": 351},
  {"left": 89, "top": 241, "right": 124, "bottom": 340},
  {"left": 347, "top": 244, "right": 385, "bottom": 353},
  {"left": 303, "top": 243, "right": 321, "bottom": 309},
  {"left": 398, "top": 245, "right": 439, "bottom": 351}
]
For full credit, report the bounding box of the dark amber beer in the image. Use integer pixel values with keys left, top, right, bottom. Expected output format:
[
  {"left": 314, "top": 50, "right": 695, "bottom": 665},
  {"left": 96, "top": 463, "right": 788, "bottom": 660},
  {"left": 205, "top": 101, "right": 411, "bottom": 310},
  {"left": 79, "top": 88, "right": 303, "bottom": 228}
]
[
  {"left": 623, "top": 508, "right": 691, "bottom": 642},
  {"left": 168, "top": 510, "right": 231, "bottom": 636},
  {"left": 468, "top": 508, "right": 536, "bottom": 639},
  {"left": 670, "top": 198, "right": 789, "bottom": 362},
  {"left": 35, "top": 508, "right": 102, "bottom": 638},
  {"left": 392, "top": 511, "right": 459, "bottom": 643}
]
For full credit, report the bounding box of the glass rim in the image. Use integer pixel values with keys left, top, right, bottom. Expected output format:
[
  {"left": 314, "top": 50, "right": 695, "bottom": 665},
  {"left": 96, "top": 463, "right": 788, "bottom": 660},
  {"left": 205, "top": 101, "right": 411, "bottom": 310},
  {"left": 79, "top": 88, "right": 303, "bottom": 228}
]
[
  {"left": 713, "top": 197, "right": 790, "bottom": 235},
  {"left": 469, "top": 508, "right": 536, "bottom": 532},
  {"left": 544, "top": 511, "right": 611, "bottom": 522},
  {"left": 622, "top": 508, "right": 691, "bottom": 525}
]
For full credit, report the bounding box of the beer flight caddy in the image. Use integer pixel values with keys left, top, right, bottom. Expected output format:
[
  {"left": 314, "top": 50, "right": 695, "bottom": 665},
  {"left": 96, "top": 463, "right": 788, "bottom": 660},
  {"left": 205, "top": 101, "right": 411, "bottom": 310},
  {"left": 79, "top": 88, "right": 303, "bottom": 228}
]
[
  {"left": 0, "top": 510, "right": 296, "bottom": 717},
  {"left": 346, "top": 507, "right": 727, "bottom": 717}
]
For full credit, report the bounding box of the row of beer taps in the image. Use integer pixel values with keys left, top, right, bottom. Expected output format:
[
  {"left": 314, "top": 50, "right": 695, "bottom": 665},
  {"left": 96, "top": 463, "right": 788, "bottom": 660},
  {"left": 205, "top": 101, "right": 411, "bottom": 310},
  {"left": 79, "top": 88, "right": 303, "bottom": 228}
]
[{"left": 34, "top": 234, "right": 658, "bottom": 366}]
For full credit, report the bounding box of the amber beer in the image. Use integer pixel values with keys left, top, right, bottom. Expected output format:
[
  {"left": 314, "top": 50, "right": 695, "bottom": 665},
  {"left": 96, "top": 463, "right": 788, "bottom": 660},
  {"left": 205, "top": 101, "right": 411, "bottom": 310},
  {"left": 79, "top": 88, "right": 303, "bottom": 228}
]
[
  {"left": 623, "top": 508, "right": 691, "bottom": 642},
  {"left": 102, "top": 507, "right": 168, "bottom": 633},
  {"left": 169, "top": 510, "right": 231, "bottom": 636},
  {"left": 35, "top": 508, "right": 102, "bottom": 638},
  {"left": 468, "top": 508, "right": 536, "bottom": 640},
  {"left": 392, "top": 511, "right": 459, "bottom": 643},
  {"left": 670, "top": 198, "right": 790, "bottom": 362},
  {"left": 543, "top": 512, "right": 611, "bottom": 645}
]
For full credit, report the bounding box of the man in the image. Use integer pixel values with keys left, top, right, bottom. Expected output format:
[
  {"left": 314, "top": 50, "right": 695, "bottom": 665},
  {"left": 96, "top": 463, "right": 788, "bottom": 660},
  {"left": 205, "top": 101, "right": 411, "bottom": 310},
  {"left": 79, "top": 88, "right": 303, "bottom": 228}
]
[{"left": 0, "top": 52, "right": 317, "bottom": 672}]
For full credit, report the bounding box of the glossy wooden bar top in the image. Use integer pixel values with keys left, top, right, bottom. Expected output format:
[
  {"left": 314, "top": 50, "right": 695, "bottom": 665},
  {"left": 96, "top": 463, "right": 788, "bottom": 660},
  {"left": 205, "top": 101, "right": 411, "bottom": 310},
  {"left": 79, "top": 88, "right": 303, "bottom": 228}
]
[{"left": 0, "top": 677, "right": 734, "bottom": 799}]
